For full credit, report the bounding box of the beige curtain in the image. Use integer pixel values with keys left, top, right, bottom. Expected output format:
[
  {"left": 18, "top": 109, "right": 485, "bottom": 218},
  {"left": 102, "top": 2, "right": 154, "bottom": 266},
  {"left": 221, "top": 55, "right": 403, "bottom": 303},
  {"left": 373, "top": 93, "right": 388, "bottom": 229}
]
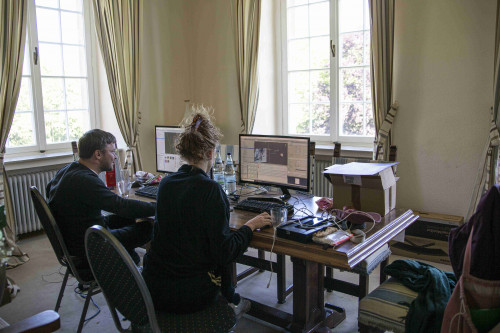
[
  {"left": 368, "top": 0, "right": 396, "bottom": 161},
  {"left": 92, "top": 0, "right": 143, "bottom": 172},
  {"left": 0, "top": 0, "right": 29, "bottom": 267},
  {"left": 233, "top": 0, "right": 261, "bottom": 134},
  {"left": 466, "top": 0, "right": 500, "bottom": 220}
]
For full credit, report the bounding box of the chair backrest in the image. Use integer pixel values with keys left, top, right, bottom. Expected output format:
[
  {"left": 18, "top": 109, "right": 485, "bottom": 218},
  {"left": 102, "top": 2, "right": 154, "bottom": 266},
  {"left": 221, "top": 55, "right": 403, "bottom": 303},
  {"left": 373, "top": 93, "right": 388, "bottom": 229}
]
[
  {"left": 85, "top": 225, "right": 158, "bottom": 332},
  {"left": 29, "top": 186, "right": 88, "bottom": 283}
]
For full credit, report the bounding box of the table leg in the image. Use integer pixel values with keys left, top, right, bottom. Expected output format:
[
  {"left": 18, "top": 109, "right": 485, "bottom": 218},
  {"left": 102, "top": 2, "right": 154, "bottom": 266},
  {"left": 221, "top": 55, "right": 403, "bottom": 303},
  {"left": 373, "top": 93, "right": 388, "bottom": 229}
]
[
  {"left": 277, "top": 254, "right": 287, "bottom": 304},
  {"left": 380, "top": 257, "right": 389, "bottom": 284}
]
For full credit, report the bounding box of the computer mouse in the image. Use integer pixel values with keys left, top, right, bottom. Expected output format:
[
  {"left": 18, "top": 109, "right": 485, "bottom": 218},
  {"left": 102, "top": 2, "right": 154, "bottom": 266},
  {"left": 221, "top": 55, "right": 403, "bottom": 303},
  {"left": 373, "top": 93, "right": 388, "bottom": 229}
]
[{"left": 131, "top": 180, "right": 142, "bottom": 188}]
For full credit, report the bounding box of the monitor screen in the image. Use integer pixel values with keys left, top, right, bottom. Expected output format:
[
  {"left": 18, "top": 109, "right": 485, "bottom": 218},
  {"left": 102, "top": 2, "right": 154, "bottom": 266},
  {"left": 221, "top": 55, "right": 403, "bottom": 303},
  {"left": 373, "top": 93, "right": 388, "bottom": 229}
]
[
  {"left": 155, "top": 126, "right": 185, "bottom": 173},
  {"left": 239, "top": 134, "right": 310, "bottom": 197}
]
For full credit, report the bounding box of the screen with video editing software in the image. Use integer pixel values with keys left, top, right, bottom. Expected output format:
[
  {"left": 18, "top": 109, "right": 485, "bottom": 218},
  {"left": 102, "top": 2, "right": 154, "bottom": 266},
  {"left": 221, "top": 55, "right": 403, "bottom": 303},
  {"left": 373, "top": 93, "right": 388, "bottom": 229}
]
[
  {"left": 239, "top": 134, "right": 310, "bottom": 193},
  {"left": 155, "top": 126, "right": 185, "bottom": 173}
]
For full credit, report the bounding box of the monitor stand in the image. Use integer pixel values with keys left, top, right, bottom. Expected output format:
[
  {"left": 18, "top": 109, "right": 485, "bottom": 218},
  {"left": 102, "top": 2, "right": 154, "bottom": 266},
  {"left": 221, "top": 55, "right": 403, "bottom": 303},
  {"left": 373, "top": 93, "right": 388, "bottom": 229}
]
[{"left": 279, "top": 187, "right": 291, "bottom": 201}]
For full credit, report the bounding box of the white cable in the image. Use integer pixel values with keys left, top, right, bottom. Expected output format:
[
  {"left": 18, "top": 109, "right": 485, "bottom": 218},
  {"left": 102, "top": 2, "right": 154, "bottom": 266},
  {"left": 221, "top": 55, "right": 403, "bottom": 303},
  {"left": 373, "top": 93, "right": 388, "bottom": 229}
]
[{"left": 266, "top": 226, "right": 279, "bottom": 288}]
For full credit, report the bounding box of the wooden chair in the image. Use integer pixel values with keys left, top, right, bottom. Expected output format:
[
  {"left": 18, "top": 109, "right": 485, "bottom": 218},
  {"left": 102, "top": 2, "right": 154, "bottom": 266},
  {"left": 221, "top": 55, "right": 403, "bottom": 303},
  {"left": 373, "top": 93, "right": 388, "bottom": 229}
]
[
  {"left": 29, "top": 186, "right": 101, "bottom": 333},
  {"left": 85, "top": 225, "right": 236, "bottom": 332}
]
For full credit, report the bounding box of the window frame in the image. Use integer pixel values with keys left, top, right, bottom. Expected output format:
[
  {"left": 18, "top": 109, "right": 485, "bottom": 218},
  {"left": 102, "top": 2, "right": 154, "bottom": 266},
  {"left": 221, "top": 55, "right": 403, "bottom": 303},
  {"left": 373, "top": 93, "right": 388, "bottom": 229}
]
[
  {"left": 6, "top": 0, "right": 98, "bottom": 156},
  {"left": 279, "top": 0, "right": 373, "bottom": 146}
]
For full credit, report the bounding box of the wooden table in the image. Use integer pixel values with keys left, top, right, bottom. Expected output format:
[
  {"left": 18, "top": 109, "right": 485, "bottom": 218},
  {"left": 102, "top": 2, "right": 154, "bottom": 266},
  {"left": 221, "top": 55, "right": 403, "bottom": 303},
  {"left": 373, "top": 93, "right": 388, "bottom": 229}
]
[
  {"left": 129, "top": 188, "right": 417, "bottom": 332},
  {"left": 229, "top": 195, "right": 417, "bottom": 333}
]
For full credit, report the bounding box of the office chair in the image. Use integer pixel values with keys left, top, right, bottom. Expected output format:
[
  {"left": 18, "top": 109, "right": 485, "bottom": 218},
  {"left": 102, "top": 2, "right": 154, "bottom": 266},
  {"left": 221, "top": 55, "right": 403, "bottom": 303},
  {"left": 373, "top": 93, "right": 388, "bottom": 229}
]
[
  {"left": 29, "top": 186, "right": 101, "bottom": 333},
  {"left": 85, "top": 225, "right": 236, "bottom": 332}
]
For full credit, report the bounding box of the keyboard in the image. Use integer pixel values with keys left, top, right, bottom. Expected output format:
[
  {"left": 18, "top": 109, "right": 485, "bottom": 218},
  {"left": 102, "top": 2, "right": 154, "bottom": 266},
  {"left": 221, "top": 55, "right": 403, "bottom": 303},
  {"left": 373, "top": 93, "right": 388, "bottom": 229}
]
[
  {"left": 135, "top": 186, "right": 159, "bottom": 199},
  {"left": 234, "top": 198, "right": 294, "bottom": 216}
]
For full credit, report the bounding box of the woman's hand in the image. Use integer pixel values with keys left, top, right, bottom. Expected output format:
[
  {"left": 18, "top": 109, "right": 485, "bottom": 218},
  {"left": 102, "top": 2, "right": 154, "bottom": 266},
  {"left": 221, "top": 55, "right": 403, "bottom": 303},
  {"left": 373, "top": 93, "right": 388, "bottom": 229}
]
[{"left": 244, "top": 212, "right": 272, "bottom": 231}]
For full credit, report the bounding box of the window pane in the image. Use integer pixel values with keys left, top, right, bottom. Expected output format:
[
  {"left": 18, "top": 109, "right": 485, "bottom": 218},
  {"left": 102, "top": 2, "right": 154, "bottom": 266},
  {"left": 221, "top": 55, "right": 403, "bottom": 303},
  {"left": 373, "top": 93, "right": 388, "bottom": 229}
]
[
  {"left": 288, "top": 6, "right": 309, "bottom": 39},
  {"left": 309, "top": 2, "right": 329, "bottom": 37},
  {"left": 65, "top": 78, "right": 88, "bottom": 109},
  {"left": 340, "top": 103, "right": 363, "bottom": 135},
  {"left": 36, "top": 8, "right": 61, "bottom": 43},
  {"left": 68, "top": 110, "right": 89, "bottom": 141},
  {"left": 61, "top": 11, "right": 85, "bottom": 44},
  {"left": 45, "top": 111, "right": 68, "bottom": 143},
  {"left": 289, "top": 104, "right": 309, "bottom": 134},
  {"left": 288, "top": 39, "right": 309, "bottom": 71},
  {"left": 340, "top": 32, "right": 363, "bottom": 66},
  {"left": 311, "top": 70, "right": 329, "bottom": 102},
  {"left": 288, "top": 72, "right": 309, "bottom": 103},
  {"left": 39, "top": 43, "right": 63, "bottom": 76},
  {"left": 340, "top": 68, "right": 363, "bottom": 101},
  {"left": 16, "top": 78, "right": 33, "bottom": 111},
  {"left": 42, "top": 78, "right": 65, "bottom": 110},
  {"left": 63, "top": 45, "right": 87, "bottom": 76},
  {"left": 7, "top": 113, "right": 36, "bottom": 148},
  {"left": 36, "top": 0, "right": 58, "bottom": 8},
  {"left": 339, "top": 0, "right": 363, "bottom": 33},
  {"left": 365, "top": 104, "right": 374, "bottom": 136},
  {"left": 60, "top": 0, "right": 82, "bottom": 12},
  {"left": 310, "top": 36, "right": 329, "bottom": 69},
  {"left": 364, "top": 68, "right": 371, "bottom": 101},
  {"left": 312, "top": 103, "right": 330, "bottom": 135},
  {"left": 364, "top": 31, "right": 370, "bottom": 65}
]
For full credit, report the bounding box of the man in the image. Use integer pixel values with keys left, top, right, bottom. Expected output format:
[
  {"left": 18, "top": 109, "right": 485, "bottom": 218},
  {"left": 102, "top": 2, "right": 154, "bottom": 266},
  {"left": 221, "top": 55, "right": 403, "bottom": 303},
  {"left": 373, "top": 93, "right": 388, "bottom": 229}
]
[{"left": 46, "top": 129, "right": 155, "bottom": 281}]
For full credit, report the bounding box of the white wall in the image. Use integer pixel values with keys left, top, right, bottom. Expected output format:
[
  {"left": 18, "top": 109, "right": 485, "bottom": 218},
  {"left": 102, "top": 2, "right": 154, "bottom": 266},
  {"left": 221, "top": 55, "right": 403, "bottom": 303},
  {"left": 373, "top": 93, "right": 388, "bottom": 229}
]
[{"left": 393, "top": 0, "right": 495, "bottom": 217}]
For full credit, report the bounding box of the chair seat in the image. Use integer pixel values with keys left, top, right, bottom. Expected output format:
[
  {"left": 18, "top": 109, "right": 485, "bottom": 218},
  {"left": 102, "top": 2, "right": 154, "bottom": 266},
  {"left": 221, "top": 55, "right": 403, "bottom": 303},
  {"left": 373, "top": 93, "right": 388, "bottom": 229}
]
[
  {"left": 358, "top": 277, "right": 417, "bottom": 333},
  {"left": 132, "top": 300, "right": 236, "bottom": 333}
]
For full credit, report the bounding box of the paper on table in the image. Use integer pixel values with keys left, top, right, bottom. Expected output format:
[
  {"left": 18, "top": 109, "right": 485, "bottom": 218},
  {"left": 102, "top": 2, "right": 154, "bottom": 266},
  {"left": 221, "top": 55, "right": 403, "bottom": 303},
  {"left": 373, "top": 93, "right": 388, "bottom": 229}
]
[{"left": 324, "top": 162, "right": 398, "bottom": 176}]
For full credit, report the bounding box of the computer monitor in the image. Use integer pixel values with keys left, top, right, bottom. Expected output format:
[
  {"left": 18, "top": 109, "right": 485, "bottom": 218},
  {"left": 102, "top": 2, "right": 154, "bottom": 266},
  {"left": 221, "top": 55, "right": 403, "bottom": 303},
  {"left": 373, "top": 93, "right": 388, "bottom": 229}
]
[
  {"left": 155, "top": 126, "right": 185, "bottom": 174},
  {"left": 239, "top": 134, "right": 310, "bottom": 200}
]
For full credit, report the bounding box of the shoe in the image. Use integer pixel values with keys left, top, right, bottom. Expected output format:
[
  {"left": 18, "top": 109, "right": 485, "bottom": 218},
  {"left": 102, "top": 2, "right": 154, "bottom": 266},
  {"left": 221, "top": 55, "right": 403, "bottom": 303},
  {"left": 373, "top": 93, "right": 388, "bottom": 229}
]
[
  {"left": 231, "top": 298, "right": 251, "bottom": 318},
  {"left": 77, "top": 283, "right": 91, "bottom": 292}
]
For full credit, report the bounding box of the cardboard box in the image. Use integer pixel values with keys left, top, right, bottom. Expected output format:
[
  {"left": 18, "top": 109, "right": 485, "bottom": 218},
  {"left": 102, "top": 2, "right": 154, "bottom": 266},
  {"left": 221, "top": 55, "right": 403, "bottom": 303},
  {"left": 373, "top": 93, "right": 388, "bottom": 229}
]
[
  {"left": 323, "top": 162, "right": 398, "bottom": 216},
  {"left": 390, "top": 235, "right": 450, "bottom": 265},
  {"left": 405, "top": 211, "right": 464, "bottom": 241}
]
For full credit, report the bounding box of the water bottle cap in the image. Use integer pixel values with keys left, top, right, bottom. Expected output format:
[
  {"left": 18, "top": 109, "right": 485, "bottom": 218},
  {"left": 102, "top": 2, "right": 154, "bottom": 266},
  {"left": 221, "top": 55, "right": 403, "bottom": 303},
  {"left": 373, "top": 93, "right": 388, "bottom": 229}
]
[{"left": 227, "top": 153, "right": 232, "bottom": 155}]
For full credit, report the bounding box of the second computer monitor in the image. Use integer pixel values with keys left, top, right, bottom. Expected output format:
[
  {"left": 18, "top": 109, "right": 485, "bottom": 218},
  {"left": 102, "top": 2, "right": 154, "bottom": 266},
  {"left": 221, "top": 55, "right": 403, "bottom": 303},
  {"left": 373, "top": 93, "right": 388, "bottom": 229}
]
[
  {"left": 155, "top": 126, "right": 185, "bottom": 174},
  {"left": 239, "top": 134, "right": 310, "bottom": 199}
]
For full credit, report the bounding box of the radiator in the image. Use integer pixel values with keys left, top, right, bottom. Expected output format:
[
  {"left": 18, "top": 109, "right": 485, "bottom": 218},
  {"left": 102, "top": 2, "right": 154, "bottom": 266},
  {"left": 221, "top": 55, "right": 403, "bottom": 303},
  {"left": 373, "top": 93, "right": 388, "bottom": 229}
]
[
  {"left": 7, "top": 166, "right": 60, "bottom": 235},
  {"left": 312, "top": 159, "right": 333, "bottom": 198}
]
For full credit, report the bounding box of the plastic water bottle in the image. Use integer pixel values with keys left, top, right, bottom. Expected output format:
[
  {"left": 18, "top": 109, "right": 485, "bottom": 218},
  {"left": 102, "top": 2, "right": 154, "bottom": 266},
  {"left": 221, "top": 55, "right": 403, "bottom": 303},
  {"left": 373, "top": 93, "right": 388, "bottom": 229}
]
[
  {"left": 213, "top": 149, "right": 225, "bottom": 190},
  {"left": 224, "top": 153, "right": 237, "bottom": 194}
]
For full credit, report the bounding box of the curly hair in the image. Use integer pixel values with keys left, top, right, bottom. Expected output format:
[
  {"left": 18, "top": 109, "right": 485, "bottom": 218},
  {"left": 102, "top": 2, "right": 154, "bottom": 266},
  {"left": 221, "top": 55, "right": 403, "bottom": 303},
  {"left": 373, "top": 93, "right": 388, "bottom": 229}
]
[{"left": 176, "top": 105, "right": 223, "bottom": 164}]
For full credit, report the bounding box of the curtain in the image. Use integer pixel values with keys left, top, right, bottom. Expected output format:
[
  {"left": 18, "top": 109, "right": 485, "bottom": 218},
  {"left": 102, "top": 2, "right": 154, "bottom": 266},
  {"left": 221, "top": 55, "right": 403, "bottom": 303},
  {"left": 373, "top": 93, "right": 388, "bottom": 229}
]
[
  {"left": 233, "top": 0, "right": 261, "bottom": 134},
  {"left": 92, "top": 0, "right": 143, "bottom": 172},
  {"left": 0, "top": 0, "right": 29, "bottom": 267},
  {"left": 466, "top": 1, "right": 500, "bottom": 220},
  {"left": 368, "top": 0, "right": 396, "bottom": 161}
]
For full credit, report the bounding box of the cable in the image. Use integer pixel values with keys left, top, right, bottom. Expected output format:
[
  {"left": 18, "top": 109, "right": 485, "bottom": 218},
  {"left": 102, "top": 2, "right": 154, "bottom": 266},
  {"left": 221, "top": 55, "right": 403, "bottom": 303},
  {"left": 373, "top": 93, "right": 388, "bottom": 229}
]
[
  {"left": 266, "top": 226, "right": 279, "bottom": 289},
  {"left": 74, "top": 286, "right": 101, "bottom": 322}
]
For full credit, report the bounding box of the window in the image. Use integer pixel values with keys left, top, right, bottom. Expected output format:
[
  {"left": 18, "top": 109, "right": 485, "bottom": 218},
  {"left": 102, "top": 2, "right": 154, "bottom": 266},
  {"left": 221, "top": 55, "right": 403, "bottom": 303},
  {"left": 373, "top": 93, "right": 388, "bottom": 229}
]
[
  {"left": 282, "top": 0, "right": 373, "bottom": 144},
  {"left": 7, "top": 0, "right": 95, "bottom": 153}
]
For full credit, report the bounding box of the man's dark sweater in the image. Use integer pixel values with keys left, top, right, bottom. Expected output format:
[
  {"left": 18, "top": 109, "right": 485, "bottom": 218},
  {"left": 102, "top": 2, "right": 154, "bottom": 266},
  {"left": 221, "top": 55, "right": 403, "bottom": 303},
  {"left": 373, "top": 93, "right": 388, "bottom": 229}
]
[
  {"left": 46, "top": 161, "right": 156, "bottom": 259},
  {"left": 142, "top": 164, "right": 253, "bottom": 312}
]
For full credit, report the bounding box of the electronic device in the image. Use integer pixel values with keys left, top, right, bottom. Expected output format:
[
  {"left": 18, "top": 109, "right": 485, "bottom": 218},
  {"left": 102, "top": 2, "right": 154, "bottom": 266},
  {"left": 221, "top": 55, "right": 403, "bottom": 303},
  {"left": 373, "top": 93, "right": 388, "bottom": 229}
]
[
  {"left": 239, "top": 134, "right": 310, "bottom": 200},
  {"left": 277, "top": 216, "right": 333, "bottom": 243},
  {"left": 135, "top": 186, "right": 159, "bottom": 199},
  {"left": 155, "top": 126, "right": 185, "bottom": 174},
  {"left": 234, "top": 198, "right": 294, "bottom": 216}
]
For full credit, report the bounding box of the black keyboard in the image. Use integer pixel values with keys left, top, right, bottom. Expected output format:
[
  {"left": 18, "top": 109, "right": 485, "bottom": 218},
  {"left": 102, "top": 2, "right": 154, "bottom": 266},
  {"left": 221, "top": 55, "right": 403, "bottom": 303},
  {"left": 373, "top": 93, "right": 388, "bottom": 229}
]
[
  {"left": 135, "top": 186, "right": 159, "bottom": 199},
  {"left": 234, "top": 198, "right": 294, "bottom": 216}
]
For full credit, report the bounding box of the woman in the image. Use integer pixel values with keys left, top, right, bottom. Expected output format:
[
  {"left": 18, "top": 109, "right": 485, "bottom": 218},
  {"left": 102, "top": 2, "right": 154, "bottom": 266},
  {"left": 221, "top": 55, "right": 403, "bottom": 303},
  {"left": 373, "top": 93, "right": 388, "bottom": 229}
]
[{"left": 142, "top": 107, "right": 271, "bottom": 314}]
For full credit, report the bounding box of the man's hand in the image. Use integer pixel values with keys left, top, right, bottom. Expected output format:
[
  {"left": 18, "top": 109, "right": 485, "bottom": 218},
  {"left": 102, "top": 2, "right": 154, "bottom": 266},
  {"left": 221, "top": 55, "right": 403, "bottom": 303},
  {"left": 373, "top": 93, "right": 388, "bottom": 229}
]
[{"left": 244, "top": 212, "right": 272, "bottom": 231}]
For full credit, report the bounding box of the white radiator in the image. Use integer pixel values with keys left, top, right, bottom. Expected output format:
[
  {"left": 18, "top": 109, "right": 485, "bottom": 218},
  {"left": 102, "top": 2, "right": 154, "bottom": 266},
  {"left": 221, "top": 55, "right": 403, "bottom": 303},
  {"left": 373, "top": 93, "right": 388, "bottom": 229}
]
[
  {"left": 312, "top": 159, "right": 333, "bottom": 198},
  {"left": 8, "top": 166, "right": 60, "bottom": 235}
]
